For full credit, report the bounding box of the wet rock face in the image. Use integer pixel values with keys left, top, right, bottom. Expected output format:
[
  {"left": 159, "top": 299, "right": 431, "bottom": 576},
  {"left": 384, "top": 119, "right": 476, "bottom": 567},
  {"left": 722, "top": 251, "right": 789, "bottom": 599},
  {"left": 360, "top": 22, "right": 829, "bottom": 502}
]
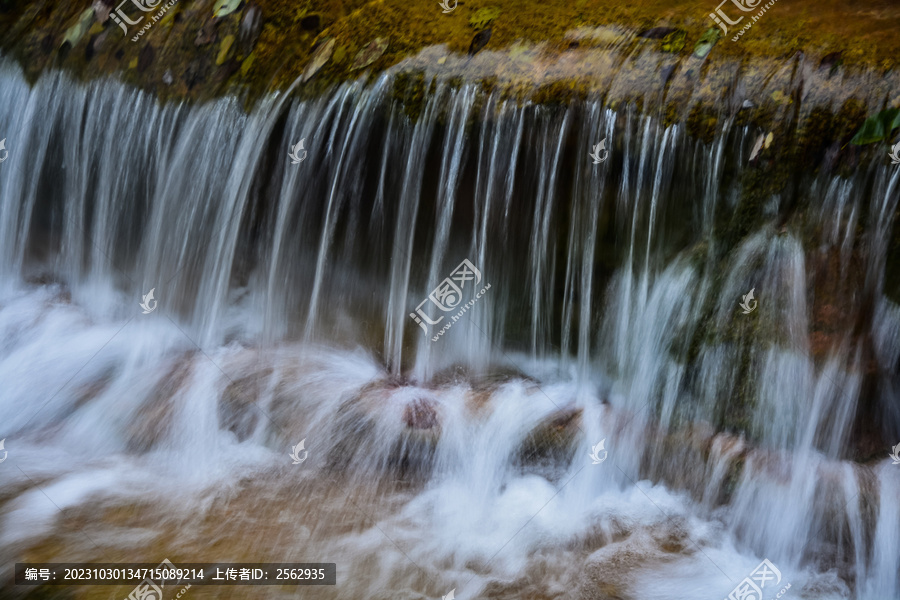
[
  {"left": 516, "top": 407, "right": 582, "bottom": 477},
  {"left": 403, "top": 398, "right": 439, "bottom": 430}
]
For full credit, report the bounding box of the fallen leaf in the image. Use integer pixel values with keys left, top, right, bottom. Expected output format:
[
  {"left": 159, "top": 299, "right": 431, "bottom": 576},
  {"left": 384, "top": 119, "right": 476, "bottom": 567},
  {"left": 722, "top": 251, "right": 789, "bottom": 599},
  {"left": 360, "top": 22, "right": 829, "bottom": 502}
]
[
  {"left": 351, "top": 37, "right": 388, "bottom": 70},
  {"left": 302, "top": 38, "right": 335, "bottom": 82},
  {"left": 62, "top": 8, "right": 95, "bottom": 48},
  {"left": 213, "top": 0, "right": 242, "bottom": 18}
]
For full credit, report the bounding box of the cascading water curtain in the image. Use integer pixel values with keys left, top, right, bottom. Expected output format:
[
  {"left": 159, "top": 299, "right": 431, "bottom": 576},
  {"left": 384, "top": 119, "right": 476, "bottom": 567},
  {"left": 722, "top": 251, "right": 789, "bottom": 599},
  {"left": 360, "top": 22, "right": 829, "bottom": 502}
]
[{"left": 0, "top": 58, "right": 898, "bottom": 600}]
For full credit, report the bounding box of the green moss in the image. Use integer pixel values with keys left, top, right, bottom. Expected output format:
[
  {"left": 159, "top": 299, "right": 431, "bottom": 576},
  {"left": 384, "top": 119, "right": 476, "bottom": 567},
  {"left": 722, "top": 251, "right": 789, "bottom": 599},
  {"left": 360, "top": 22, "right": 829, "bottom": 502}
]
[
  {"left": 4, "top": 0, "right": 900, "bottom": 118},
  {"left": 469, "top": 6, "right": 501, "bottom": 30},
  {"left": 685, "top": 104, "right": 718, "bottom": 144},
  {"left": 392, "top": 69, "right": 429, "bottom": 123},
  {"left": 661, "top": 29, "right": 686, "bottom": 53},
  {"left": 531, "top": 78, "right": 589, "bottom": 106}
]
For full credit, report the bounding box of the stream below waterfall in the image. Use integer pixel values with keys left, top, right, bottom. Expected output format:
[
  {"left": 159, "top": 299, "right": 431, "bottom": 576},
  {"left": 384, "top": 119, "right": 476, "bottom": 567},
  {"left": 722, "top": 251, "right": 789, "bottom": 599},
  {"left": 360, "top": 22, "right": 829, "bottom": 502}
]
[{"left": 0, "top": 58, "right": 899, "bottom": 600}]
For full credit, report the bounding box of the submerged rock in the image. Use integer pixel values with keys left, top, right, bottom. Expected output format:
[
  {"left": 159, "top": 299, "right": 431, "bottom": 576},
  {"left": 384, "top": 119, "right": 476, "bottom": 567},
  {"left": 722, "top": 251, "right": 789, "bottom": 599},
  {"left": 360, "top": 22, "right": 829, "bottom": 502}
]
[
  {"left": 516, "top": 407, "right": 582, "bottom": 474},
  {"left": 220, "top": 369, "right": 273, "bottom": 442},
  {"left": 402, "top": 397, "right": 439, "bottom": 430}
]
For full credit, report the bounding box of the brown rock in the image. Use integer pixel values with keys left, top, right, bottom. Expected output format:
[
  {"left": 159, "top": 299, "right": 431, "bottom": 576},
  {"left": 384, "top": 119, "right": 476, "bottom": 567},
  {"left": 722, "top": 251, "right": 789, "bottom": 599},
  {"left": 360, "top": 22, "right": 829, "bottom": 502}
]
[{"left": 402, "top": 398, "right": 439, "bottom": 429}]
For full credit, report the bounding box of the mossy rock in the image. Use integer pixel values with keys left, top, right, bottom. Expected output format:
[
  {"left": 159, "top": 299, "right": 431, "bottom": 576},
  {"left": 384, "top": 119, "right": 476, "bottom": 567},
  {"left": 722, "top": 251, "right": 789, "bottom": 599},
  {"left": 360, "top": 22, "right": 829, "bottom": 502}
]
[{"left": 469, "top": 6, "right": 501, "bottom": 30}]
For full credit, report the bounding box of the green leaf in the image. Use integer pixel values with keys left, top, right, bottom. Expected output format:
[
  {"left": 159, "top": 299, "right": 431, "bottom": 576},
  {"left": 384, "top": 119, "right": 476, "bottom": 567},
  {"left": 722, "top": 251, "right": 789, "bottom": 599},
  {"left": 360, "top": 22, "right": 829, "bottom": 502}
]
[
  {"left": 62, "top": 8, "right": 95, "bottom": 48},
  {"left": 216, "top": 34, "right": 235, "bottom": 65},
  {"left": 850, "top": 107, "right": 900, "bottom": 145},
  {"left": 693, "top": 27, "right": 720, "bottom": 59},
  {"left": 213, "top": 0, "right": 242, "bottom": 18}
]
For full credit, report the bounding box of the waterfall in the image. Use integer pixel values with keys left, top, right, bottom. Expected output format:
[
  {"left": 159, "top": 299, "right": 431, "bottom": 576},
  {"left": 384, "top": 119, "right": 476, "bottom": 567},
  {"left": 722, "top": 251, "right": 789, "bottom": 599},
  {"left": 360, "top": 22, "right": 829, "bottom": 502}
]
[{"left": 0, "top": 57, "right": 898, "bottom": 600}]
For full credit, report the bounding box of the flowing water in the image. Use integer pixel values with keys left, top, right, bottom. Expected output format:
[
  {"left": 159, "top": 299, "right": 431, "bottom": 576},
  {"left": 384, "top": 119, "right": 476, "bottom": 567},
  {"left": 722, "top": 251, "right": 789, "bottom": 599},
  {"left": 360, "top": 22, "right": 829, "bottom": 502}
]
[{"left": 0, "top": 57, "right": 899, "bottom": 600}]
